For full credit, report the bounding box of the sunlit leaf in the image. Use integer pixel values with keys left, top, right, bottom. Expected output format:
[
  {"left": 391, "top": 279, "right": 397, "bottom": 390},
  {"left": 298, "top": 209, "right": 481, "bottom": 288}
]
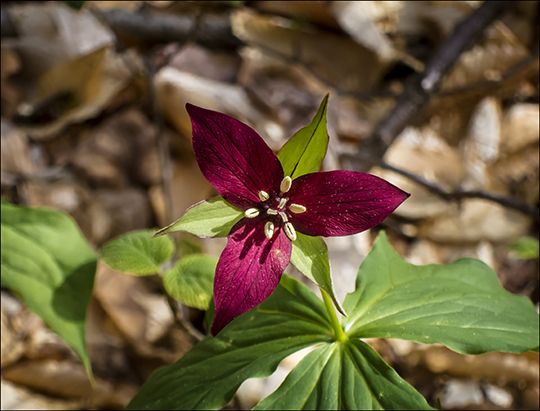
[
  {"left": 290, "top": 232, "right": 345, "bottom": 316},
  {"left": 100, "top": 229, "right": 174, "bottom": 276},
  {"left": 343, "top": 232, "right": 539, "bottom": 355},
  {"left": 1, "top": 203, "right": 96, "bottom": 380},
  {"left": 163, "top": 254, "right": 217, "bottom": 310},
  {"left": 278, "top": 94, "right": 329, "bottom": 180},
  {"left": 154, "top": 197, "right": 243, "bottom": 238},
  {"left": 126, "top": 276, "right": 333, "bottom": 410},
  {"left": 255, "top": 340, "right": 433, "bottom": 410}
]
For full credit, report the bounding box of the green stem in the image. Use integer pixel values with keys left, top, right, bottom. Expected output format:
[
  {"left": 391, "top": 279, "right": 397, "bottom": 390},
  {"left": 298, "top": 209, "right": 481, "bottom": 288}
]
[{"left": 320, "top": 288, "right": 346, "bottom": 343}]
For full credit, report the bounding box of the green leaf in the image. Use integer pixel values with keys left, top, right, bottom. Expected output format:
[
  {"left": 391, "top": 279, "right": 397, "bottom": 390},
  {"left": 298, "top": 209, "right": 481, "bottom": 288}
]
[
  {"left": 290, "top": 232, "right": 346, "bottom": 316},
  {"left": 1, "top": 203, "right": 96, "bottom": 380},
  {"left": 100, "top": 229, "right": 174, "bottom": 276},
  {"left": 126, "top": 275, "right": 334, "bottom": 410},
  {"left": 278, "top": 94, "right": 329, "bottom": 179},
  {"left": 343, "top": 232, "right": 540, "bottom": 355},
  {"left": 154, "top": 197, "right": 243, "bottom": 238},
  {"left": 163, "top": 254, "right": 217, "bottom": 310},
  {"left": 255, "top": 341, "right": 433, "bottom": 410},
  {"left": 509, "top": 237, "right": 539, "bottom": 259}
]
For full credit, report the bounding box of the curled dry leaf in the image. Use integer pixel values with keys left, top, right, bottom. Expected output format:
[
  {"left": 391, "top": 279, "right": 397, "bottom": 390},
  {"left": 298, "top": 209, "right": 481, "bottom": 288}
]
[
  {"left": 21, "top": 47, "right": 133, "bottom": 140},
  {"left": 1, "top": 359, "right": 137, "bottom": 409},
  {"left": 93, "top": 263, "right": 175, "bottom": 360},
  {"left": 500, "top": 103, "right": 540, "bottom": 155},
  {"left": 231, "top": 9, "right": 385, "bottom": 93},
  {"left": 441, "top": 23, "right": 529, "bottom": 91},
  {"left": 461, "top": 96, "right": 502, "bottom": 191},
  {"left": 6, "top": 2, "right": 116, "bottom": 77},
  {"left": 154, "top": 66, "right": 284, "bottom": 145}
]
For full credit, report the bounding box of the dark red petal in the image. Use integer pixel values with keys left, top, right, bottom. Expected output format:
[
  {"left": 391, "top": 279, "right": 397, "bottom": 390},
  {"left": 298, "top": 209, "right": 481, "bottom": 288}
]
[
  {"left": 211, "top": 218, "right": 291, "bottom": 336},
  {"left": 187, "top": 104, "right": 284, "bottom": 210},
  {"left": 287, "top": 170, "right": 410, "bottom": 237}
]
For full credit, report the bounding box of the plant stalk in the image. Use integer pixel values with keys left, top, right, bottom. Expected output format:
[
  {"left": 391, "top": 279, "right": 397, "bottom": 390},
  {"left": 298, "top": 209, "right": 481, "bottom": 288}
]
[{"left": 320, "top": 288, "right": 346, "bottom": 343}]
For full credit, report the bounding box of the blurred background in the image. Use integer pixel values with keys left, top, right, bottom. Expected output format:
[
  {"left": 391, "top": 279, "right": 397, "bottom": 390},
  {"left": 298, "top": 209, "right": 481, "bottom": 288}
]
[{"left": 1, "top": 1, "right": 538, "bottom": 409}]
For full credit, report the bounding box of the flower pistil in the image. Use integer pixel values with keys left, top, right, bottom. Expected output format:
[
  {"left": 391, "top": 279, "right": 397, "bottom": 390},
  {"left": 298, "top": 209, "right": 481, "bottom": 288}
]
[{"left": 244, "top": 175, "right": 307, "bottom": 242}]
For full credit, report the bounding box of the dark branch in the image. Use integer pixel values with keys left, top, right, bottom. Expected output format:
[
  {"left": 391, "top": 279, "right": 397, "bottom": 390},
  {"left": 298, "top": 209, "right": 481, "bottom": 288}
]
[
  {"left": 344, "top": 153, "right": 540, "bottom": 223},
  {"left": 96, "top": 8, "right": 243, "bottom": 49},
  {"left": 355, "top": 1, "right": 514, "bottom": 171},
  {"left": 0, "top": 7, "right": 243, "bottom": 49}
]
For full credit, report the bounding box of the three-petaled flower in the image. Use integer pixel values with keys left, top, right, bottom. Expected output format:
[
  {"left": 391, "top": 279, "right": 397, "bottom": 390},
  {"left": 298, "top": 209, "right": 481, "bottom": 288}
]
[{"left": 184, "top": 103, "right": 409, "bottom": 336}]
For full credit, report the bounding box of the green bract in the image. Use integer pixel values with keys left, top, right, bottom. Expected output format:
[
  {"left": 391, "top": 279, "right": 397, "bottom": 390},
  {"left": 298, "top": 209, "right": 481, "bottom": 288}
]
[
  {"left": 154, "top": 197, "right": 243, "bottom": 238},
  {"left": 290, "top": 232, "right": 345, "bottom": 316},
  {"left": 278, "top": 94, "right": 329, "bottom": 179},
  {"left": 1, "top": 203, "right": 96, "bottom": 381}
]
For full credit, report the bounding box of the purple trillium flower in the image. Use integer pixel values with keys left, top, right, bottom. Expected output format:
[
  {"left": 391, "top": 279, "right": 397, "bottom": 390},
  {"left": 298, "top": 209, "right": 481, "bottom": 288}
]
[{"left": 186, "top": 103, "right": 409, "bottom": 336}]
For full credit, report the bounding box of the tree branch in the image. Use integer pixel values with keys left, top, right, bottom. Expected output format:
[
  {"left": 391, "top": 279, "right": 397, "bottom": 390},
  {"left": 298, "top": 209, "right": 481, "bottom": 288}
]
[
  {"left": 354, "top": 1, "right": 514, "bottom": 172},
  {"left": 344, "top": 153, "right": 540, "bottom": 223},
  {"left": 96, "top": 8, "right": 243, "bottom": 49}
]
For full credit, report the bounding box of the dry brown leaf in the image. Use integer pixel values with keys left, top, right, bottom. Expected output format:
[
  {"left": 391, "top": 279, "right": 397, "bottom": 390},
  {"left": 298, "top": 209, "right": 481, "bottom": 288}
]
[
  {"left": 500, "top": 103, "right": 540, "bottom": 155},
  {"left": 419, "top": 198, "right": 532, "bottom": 244},
  {"left": 20, "top": 47, "right": 133, "bottom": 140},
  {"left": 460, "top": 97, "right": 502, "bottom": 191},
  {"left": 2, "top": 360, "right": 137, "bottom": 409},
  {"left": 93, "top": 263, "right": 175, "bottom": 360},
  {"left": 155, "top": 66, "right": 284, "bottom": 146},
  {"left": 231, "top": 9, "right": 385, "bottom": 93},
  {"left": 371, "top": 126, "right": 464, "bottom": 219},
  {"left": 442, "top": 22, "right": 529, "bottom": 91},
  {"left": 149, "top": 160, "right": 214, "bottom": 228},
  {"left": 7, "top": 3, "right": 115, "bottom": 78},
  {"left": 1, "top": 379, "right": 82, "bottom": 410}
]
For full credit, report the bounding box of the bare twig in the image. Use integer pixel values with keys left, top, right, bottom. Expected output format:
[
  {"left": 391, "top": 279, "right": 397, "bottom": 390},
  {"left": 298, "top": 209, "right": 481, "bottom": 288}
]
[
  {"left": 0, "top": 7, "right": 17, "bottom": 38},
  {"left": 0, "top": 167, "right": 69, "bottom": 185},
  {"left": 354, "top": 1, "right": 514, "bottom": 172},
  {"left": 149, "top": 66, "right": 174, "bottom": 227},
  {"left": 343, "top": 153, "right": 540, "bottom": 223},
  {"left": 165, "top": 294, "right": 205, "bottom": 342},
  {"left": 96, "top": 8, "right": 242, "bottom": 49}
]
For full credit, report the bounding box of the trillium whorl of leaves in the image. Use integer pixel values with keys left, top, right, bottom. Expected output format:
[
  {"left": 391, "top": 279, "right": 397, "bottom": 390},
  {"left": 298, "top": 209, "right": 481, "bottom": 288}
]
[{"left": 186, "top": 103, "right": 409, "bottom": 336}]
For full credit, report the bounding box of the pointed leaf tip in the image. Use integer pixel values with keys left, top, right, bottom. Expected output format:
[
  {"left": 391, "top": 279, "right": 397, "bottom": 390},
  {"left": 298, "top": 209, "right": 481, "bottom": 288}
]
[{"left": 278, "top": 95, "right": 330, "bottom": 179}]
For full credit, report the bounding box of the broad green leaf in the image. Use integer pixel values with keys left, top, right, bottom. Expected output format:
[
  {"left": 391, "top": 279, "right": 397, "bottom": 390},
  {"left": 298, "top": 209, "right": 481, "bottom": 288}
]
[
  {"left": 291, "top": 232, "right": 346, "bottom": 316},
  {"left": 343, "top": 232, "right": 540, "bottom": 355},
  {"left": 126, "top": 275, "right": 334, "bottom": 410},
  {"left": 154, "top": 197, "right": 243, "bottom": 238},
  {"left": 255, "top": 341, "right": 433, "bottom": 410},
  {"left": 163, "top": 254, "right": 217, "bottom": 310},
  {"left": 1, "top": 203, "right": 96, "bottom": 380},
  {"left": 278, "top": 94, "right": 329, "bottom": 179},
  {"left": 509, "top": 237, "right": 539, "bottom": 259},
  {"left": 100, "top": 229, "right": 174, "bottom": 276}
]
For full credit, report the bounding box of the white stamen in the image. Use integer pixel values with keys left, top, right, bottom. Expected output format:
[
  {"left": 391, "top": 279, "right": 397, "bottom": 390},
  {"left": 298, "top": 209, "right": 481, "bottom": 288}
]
[
  {"left": 258, "top": 190, "right": 270, "bottom": 202},
  {"left": 284, "top": 222, "right": 297, "bottom": 241},
  {"left": 244, "top": 208, "right": 259, "bottom": 218},
  {"left": 280, "top": 176, "right": 292, "bottom": 193},
  {"left": 267, "top": 208, "right": 278, "bottom": 215},
  {"left": 277, "top": 197, "right": 288, "bottom": 209},
  {"left": 264, "top": 221, "right": 275, "bottom": 239},
  {"left": 279, "top": 211, "right": 288, "bottom": 222},
  {"left": 290, "top": 203, "right": 307, "bottom": 214}
]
